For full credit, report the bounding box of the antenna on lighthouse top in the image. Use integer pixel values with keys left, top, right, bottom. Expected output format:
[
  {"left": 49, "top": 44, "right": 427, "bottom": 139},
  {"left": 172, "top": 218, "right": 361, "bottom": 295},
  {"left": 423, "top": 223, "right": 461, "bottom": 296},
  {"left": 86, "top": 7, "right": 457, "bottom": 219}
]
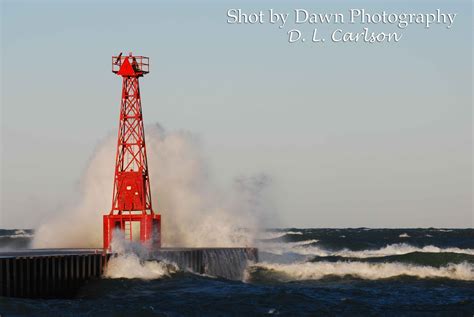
[{"left": 114, "top": 52, "right": 122, "bottom": 65}]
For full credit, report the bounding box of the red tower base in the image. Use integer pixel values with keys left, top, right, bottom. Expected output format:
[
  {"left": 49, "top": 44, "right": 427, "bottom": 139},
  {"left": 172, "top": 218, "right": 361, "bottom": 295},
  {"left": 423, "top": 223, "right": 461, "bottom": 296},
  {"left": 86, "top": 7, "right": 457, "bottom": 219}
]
[{"left": 103, "top": 214, "right": 161, "bottom": 250}]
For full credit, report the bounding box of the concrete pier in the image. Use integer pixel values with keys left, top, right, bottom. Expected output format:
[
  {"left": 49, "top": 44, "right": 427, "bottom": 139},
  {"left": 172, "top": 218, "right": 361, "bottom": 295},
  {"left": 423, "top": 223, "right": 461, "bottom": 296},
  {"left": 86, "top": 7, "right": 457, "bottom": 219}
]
[{"left": 0, "top": 247, "right": 258, "bottom": 298}]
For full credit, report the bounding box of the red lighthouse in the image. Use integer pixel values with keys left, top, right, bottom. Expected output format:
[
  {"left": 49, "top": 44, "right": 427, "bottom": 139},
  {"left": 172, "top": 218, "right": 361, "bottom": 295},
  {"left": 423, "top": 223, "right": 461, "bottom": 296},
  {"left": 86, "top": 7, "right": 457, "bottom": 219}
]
[{"left": 103, "top": 53, "right": 161, "bottom": 250}]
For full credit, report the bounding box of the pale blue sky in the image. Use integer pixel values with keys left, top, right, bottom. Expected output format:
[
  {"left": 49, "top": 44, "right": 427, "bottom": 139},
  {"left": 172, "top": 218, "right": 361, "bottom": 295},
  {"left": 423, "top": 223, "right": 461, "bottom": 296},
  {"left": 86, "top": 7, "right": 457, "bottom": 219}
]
[{"left": 1, "top": 0, "right": 472, "bottom": 228}]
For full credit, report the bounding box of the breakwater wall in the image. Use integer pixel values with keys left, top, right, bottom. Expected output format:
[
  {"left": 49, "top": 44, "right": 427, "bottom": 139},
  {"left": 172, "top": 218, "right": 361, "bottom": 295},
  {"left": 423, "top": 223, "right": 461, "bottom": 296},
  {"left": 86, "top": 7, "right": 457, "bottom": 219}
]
[{"left": 0, "top": 247, "right": 258, "bottom": 298}]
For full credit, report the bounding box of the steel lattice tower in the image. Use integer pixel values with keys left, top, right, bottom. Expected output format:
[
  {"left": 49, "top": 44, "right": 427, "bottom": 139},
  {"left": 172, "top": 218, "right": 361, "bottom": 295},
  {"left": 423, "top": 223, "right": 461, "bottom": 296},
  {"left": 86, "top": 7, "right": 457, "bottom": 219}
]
[{"left": 103, "top": 53, "right": 161, "bottom": 250}]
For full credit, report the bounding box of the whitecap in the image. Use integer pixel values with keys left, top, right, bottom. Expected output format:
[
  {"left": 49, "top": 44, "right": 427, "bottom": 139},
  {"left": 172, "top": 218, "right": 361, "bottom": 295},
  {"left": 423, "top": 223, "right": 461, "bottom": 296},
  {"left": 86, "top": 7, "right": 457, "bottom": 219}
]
[
  {"left": 247, "top": 261, "right": 474, "bottom": 281},
  {"left": 4, "top": 229, "right": 34, "bottom": 239},
  {"left": 286, "top": 231, "right": 303, "bottom": 235},
  {"left": 258, "top": 231, "right": 304, "bottom": 240},
  {"left": 259, "top": 232, "right": 287, "bottom": 240},
  {"left": 261, "top": 242, "right": 474, "bottom": 258}
]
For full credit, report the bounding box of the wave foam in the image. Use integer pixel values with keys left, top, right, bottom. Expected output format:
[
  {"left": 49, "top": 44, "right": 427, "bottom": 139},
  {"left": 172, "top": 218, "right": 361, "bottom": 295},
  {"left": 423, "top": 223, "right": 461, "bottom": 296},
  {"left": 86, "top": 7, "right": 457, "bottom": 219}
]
[
  {"left": 248, "top": 261, "right": 474, "bottom": 281},
  {"left": 104, "top": 253, "right": 178, "bottom": 280}
]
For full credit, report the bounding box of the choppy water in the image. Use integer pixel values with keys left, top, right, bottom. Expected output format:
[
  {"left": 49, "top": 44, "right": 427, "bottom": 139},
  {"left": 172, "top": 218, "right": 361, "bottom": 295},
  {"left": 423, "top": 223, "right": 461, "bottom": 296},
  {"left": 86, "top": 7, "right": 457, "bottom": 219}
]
[{"left": 1, "top": 228, "right": 473, "bottom": 316}]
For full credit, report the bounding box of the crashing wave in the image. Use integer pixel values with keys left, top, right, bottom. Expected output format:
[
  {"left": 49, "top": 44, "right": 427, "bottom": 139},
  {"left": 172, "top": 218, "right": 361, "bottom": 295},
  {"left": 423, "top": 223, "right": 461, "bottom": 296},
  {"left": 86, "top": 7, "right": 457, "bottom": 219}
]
[{"left": 104, "top": 253, "right": 178, "bottom": 280}]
